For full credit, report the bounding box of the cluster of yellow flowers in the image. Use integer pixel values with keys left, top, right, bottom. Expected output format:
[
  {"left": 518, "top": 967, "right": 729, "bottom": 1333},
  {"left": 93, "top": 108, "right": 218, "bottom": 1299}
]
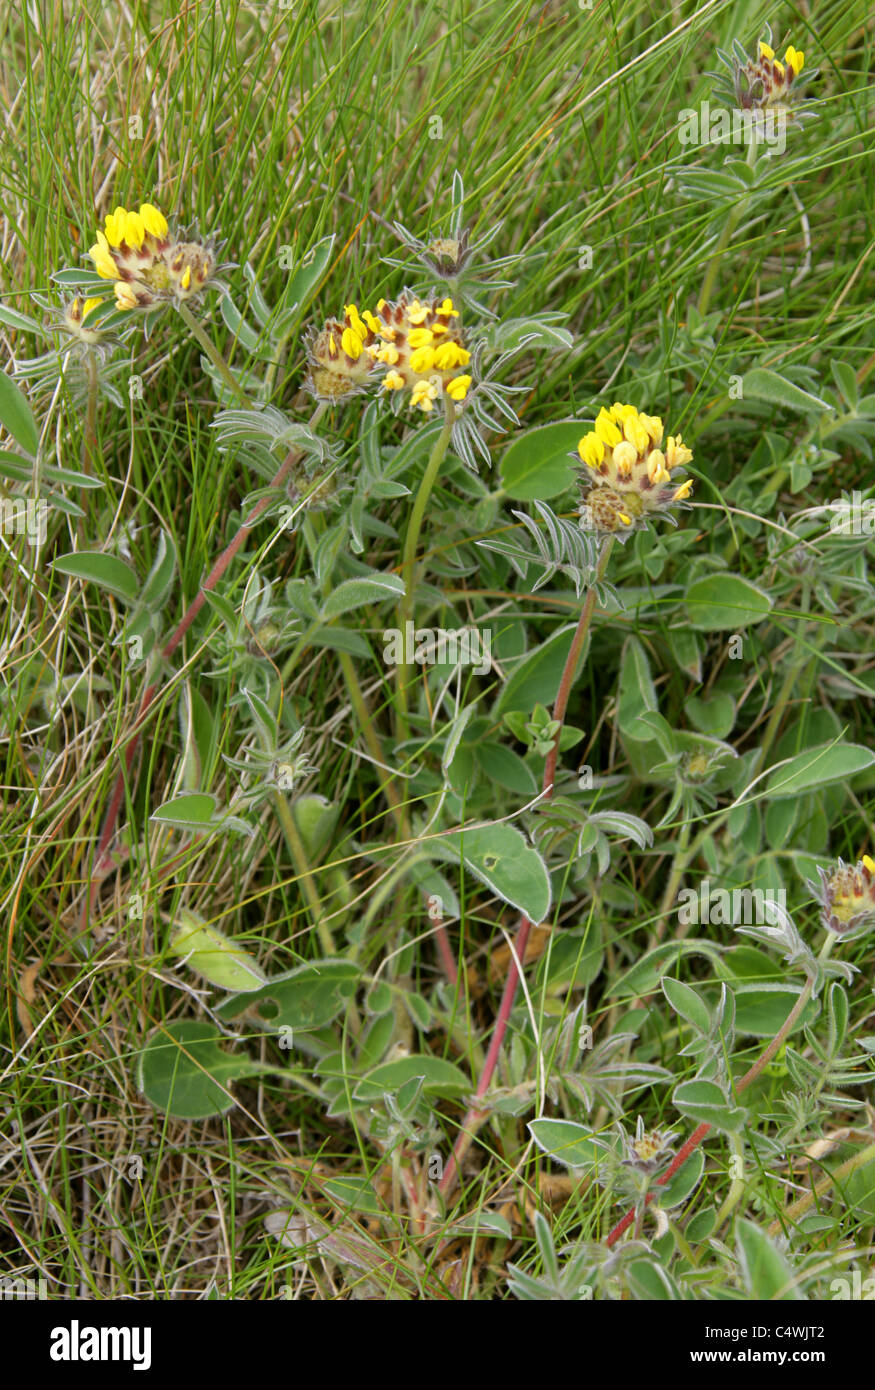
[
  {"left": 86, "top": 203, "right": 217, "bottom": 311},
  {"left": 306, "top": 293, "right": 472, "bottom": 412},
  {"left": 576, "top": 403, "right": 693, "bottom": 533}
]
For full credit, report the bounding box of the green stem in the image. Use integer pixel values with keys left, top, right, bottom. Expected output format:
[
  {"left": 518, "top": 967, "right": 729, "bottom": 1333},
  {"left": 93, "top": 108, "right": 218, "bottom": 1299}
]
[
  {"left": 178, "top": 300, "right": 249, "bottom": 407},
  {"left": 338, "top": 650, "right": 408, "bottom": 832},
  {"left": 271, "top": 789, "right": 337, "bottom": 958},
  {"left": 696, "top": 138, "right": 758, "bottom": 318},
  {"left": 651, "top": 816, "right": 693, "bottom": 946},
  {"left": 757, "top": 578, "right": 813, "bottom": 766},
  {"left": 82, "top": 350, "right": 98, "bottom": 474},
  {"left": 395, "top": 398, "right": 455, "bottom": 737}
]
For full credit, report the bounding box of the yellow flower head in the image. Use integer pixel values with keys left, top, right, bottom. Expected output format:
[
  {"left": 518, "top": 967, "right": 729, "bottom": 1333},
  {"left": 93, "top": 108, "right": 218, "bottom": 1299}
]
[
  {"left": 576, "top": 403, "right": 694, "bottom": 535},
  {"left": 86, "top": 201, "right": 222, "bottom": 314},
  {"left": 305, "top": 302, "right": 379, "bottom": 402},
  {"left": 368, "top": 291, "right": 471, "bottom": 414},
  {"left": 733, "top": 32, "right": 810, "bottom": 113}
]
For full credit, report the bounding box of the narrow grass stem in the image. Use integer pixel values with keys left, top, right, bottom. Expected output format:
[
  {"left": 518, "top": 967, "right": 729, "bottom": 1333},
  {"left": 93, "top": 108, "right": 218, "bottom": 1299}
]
[{"left": 696, "top": 138, "right": 758, "bottom": 318}]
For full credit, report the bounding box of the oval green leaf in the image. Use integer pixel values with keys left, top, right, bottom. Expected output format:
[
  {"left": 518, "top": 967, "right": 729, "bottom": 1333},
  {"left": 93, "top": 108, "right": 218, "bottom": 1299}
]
[
  {"left": 764, "top": 742, "right": 875, "bottom": 799},
  {"left": 53, "top": 551, "right": 139, "bottom": 603},
  {"left": 685, "top": 574, "right": 772, "bottom": 631},
  {"left": 500, "top": 421, "right": 584, "bottom": 501}
]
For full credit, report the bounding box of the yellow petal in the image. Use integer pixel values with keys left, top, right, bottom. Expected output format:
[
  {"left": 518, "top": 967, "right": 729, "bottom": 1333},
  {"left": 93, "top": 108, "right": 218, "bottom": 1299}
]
[
  {"left": 612, "top": 441, "right": 637, "bottom": 476},
  {"left": 578, "top": 433, "right": 604, "bottom": 469},
  {"left": 758, "top": 41, "right": 775, "bottom": 60},
  {"left": 104, "top": 207, "right": 128, "bottom": 247},
  {"left": 433, "top": 341, "right": 470, "bottom": 370},
  {"left": 139, "top": 202, "right": 168, "bottom": 237},
  {"left": 341, "top": 327, "right": 363, "bottom": 359},
  {"left": 594, "top": 408, "right": 621, "bottom": 448},
  {"left": 639, "top": 413, "right": 664, "bottom": 446},
  {"left": 114, "top": 281, "right": 138, "bottom": 310},
  {"left": 622, "top": 414, "right": 649, "bottom": 453},
  {"left": 862, "top": 854, "right": 875, "bottom": 874},
  {"left": 784, "top": 46, "right": 804, "bottom": 75},
  {"left": 88, "top": 231, "right": 119, "bottom": 279},
  {"left": 409, "top": 346, "right": 436, "bottom": 374},
  {"left": 408, "top": 328, "right": 434, "bottom": 349},
  {"left": 647, "top": 449, "right": 667, "bottom": 483},
  {"left": 124, "top": 210, "right": 146, "bottom": 248}
]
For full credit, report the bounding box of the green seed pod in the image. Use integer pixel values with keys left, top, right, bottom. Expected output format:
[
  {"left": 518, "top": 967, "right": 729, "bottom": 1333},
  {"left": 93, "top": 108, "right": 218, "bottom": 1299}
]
[{"left": 168, "top": 909, "right": 267, "bottom": 992}]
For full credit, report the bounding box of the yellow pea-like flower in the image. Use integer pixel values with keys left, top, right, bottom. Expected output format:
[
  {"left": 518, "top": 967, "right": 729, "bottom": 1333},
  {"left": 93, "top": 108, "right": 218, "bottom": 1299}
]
[
  {"left": 114, "top": 281, "right": 139, "bottom": 310},
  {"left": 139, "top": 202, "right": 168, "bottom": 238},
  {"left": 446, "top": 374, "right": 471, "bottom": 401},
  {"left": 88, "top": 231, "right": 119, "bottom": 279},
  {"left": 410, "top": 345, "right": 436, "bottom": 374},
  {"left": 578, "top": 433, "right": 605, "bottom": 469},
  {"left": 411, "top": 378, "right": 438, "bottom": 410},
  {"left": 784, "top": 46, "right": 804, "bottom": 74},
  {"left": 408, "top": 328, "right": 434, "bottom": 349},
  {"left": 433, "top": 341, "right": 470, "bottom": 370},
  {"left": 594, "top": 408, "right": 621, "bottom": 448},
  {"left": 341, "top": 327, "right": 364, "bottom": 359}
]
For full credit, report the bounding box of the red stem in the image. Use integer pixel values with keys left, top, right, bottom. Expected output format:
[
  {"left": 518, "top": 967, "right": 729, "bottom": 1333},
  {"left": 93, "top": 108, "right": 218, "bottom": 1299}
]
[{"left": 604, "top": 975, "right": 815, "bottom": 1246}]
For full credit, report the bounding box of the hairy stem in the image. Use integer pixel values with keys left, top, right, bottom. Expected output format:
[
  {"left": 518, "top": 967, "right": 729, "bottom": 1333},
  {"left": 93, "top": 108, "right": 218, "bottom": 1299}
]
[
  {"left": 82, "top": 350, "right": 98, "bottom": 474},
  {"left": 395, "top": 398, "right": 455, "bottom": 737},
  {"left": 271, "top": 790, "right": 336, "bottom": 957},
  {"left": 177, "top": 301, "right": 249, "bottom": 407}
]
